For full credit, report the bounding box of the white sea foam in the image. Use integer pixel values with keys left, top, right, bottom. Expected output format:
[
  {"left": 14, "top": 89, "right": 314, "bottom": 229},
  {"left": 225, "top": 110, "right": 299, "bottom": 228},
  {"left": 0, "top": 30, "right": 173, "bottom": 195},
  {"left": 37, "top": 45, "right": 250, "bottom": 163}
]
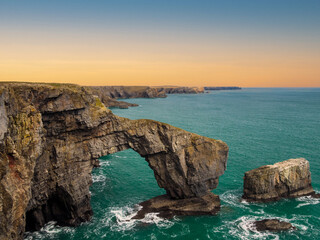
[
  {"left": 92, "top": 174, "right": 107, "bottom": 183},
  {"left": 220, "top": 190, "right": 267, "bottom": 213},
  {"left": 220, "top": 190, "right": 248, "bottom": 209},
  {"left": 104, "top": 205, "right": 174, "bottom": 232},
  {"left": 241, "top": 199, "right": 249, "bottom": 205},
  {"left": 24, "top": 221, "right": 75, "bottom": 240},
  {"left": 236, "top": 216, "right": 280, "bottom": 240},
  {"left": 212, "top": 215, "right": 308, "bottom": 240},
  {"left": 99, "top": 160, "right": 111, "bottom": 167},
  {"left": 296, "top": 195, "right": 320, "bottom": 208},
  {"left": 141, "top": 213, "right": 174, "bottom": 228}
]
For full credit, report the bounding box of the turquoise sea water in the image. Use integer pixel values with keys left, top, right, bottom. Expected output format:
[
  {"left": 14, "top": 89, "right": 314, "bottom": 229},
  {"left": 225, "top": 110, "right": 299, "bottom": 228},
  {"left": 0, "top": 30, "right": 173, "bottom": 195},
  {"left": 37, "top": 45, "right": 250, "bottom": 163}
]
[{"left": 26, "top": 88, "right": 320, "bottom": 240}]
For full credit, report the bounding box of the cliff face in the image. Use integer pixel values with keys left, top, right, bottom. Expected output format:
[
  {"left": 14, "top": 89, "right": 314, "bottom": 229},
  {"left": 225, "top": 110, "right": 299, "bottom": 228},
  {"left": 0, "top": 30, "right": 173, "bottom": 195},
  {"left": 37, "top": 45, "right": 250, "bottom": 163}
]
[
  {"left": 87, "top": 86, "right": 166, "bottom": 99},
  {"left": 86, "top": 86, "right": 204, "bottom": 109},
  {"left": 0, "top": 83, "right": 228, "bottom": 240},
  {"left": 156, "top": 86, "right": 204, "bottom": 94},
  {"left": 243, "top": 158, "right": 315, "bottom": 202},
  {"left": 204, "top": 87, "right": 241, "bottom": 91}
]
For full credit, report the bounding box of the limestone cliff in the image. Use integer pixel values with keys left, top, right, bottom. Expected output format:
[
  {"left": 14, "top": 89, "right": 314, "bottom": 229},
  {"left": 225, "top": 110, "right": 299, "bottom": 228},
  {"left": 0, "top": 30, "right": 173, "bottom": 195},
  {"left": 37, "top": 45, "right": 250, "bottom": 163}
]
[
  {"left": 243, "top": 158, "right": 315, "bottom": 202},
  {"left": 0, "top": 83, "right": 228, "bottom": 240}
]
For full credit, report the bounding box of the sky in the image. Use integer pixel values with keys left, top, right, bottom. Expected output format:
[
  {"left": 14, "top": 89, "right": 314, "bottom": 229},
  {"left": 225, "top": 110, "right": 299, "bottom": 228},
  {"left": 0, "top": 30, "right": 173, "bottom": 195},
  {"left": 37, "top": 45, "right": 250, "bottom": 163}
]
[{"left": 0, "top": 0, "right": 319, "bottom": 87}]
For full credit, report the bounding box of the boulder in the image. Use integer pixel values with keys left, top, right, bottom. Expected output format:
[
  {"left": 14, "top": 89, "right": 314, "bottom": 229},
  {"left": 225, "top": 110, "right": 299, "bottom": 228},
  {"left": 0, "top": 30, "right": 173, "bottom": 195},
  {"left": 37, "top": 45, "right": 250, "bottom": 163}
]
[
  {"left": 254, "top": 219, "right": 295, "bottom": 232},
  {"left": 243, "top": 158, "right": 315, "bottom": 202}
]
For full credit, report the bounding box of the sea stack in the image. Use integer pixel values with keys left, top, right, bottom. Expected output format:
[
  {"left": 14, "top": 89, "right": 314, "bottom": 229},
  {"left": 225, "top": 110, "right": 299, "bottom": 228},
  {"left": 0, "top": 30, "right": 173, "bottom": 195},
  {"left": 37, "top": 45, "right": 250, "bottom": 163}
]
[{"left": 243, "top": 158, "right": 315, "bottom": 202}]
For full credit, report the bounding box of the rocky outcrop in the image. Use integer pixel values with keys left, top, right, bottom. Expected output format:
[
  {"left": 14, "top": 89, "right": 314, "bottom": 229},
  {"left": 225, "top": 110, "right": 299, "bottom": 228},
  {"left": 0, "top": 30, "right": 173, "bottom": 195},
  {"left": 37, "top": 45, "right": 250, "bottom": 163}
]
[
  {"left": 87, "top": 86, "right": 167, "bottom": 100},
  {"left": 133, "top": 193, "right": 220, "bottom": 219},
  {"left": 312, "top": 193, "right": 320, "bottom": 198},
  {"left": 0, "top": 82, "right": 228, "bottom": 239},
  {"left": 204, "top": 87, "right": 241, "bottom": 91},
  {"left": 86, "top": 86, "right": 205, "bottom": 108},
  {"left": 243, "top": 158, "right": 315, "bottom": 202},
  {"left": 85, "top": 86, "right": 140, "bottom": 109},
  {"left": 94, "top": 94, "right": 138, "bottom": 109},
  {"left": 254, "top": 219, "right": 295, "bottom": 232},
  {"left": 156, "top": 86, "right": 204, "bottom": 94}
]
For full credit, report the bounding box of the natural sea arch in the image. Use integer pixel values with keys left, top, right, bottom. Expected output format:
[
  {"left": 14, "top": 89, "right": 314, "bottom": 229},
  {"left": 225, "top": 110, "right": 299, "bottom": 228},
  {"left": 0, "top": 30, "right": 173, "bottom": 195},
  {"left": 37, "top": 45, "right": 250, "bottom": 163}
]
[{"left": 92, "top": 149, "right": 166, "bottom": 208}]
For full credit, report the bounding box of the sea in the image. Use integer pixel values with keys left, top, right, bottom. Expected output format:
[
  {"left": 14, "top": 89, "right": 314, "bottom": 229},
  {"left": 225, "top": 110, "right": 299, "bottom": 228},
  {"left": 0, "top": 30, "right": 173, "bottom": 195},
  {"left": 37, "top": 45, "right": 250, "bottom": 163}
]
[{"left": 25, "top": 88, "right": 320, "bottom": 240}]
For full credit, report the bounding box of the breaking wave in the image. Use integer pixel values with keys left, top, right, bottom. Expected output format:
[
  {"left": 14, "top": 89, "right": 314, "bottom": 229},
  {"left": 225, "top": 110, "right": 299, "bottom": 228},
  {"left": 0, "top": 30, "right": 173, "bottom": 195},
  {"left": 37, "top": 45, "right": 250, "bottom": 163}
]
[{"left": 104, "top": 205, "right": 175, "bottom": 232}]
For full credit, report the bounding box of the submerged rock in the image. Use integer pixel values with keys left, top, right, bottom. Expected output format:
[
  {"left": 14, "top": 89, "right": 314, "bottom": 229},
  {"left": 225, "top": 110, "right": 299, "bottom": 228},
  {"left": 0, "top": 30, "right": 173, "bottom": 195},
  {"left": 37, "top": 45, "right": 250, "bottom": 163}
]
[
  {"left": 243, "top": 158, "right": 315, "bottom": 202},
  {"left": 0, "top": 82, "right": 228, "bottom": 239},
  {"left": 254, "top": 219, "right": 295, "bottom": 232},
  {"left": 133, "top": 193, "right": 220, "bottom": 219}
]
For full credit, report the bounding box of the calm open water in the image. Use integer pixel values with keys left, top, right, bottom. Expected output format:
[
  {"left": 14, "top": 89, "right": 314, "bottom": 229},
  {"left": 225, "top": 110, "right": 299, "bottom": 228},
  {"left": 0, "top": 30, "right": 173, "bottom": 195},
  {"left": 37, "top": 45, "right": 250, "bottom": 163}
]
[{"left": 26, "top": 88, "right": 320, "bottom": 240}]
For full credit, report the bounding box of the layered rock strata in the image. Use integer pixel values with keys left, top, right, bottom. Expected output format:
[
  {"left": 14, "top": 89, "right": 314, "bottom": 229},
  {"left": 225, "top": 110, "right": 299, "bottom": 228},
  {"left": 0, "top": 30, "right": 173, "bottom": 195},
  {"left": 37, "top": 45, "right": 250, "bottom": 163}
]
[
  {"left": 243, "top": 158, "right": 315, "bottom": 202},
  {"left": 156, "top": 86, "right": 204, "bottom": 94},
  {"left": 134, "top": 193, "right": 220, "bottom": 219},
  {"left": 86, "top": 86, "right": 205, "bottom": 108},
  {"left": 0, "top": 82, "right": 228, "bottom": 240},
  {"left": 87, "top": 86, "right": 166, "bottom": 100}
]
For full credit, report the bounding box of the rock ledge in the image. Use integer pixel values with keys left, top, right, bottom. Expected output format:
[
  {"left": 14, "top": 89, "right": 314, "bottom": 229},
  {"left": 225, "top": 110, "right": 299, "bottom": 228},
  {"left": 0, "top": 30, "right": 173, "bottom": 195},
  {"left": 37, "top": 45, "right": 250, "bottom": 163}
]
[{"left": 133, "top": 193, "right": 220, "bottom": 219}]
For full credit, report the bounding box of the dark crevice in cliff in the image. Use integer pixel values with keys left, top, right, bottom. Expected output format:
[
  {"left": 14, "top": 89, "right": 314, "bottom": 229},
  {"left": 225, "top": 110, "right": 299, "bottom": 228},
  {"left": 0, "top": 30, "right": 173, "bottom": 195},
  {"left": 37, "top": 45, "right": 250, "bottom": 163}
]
[{"left": 25, "top": 187, "right": 89, "bottom": 232}]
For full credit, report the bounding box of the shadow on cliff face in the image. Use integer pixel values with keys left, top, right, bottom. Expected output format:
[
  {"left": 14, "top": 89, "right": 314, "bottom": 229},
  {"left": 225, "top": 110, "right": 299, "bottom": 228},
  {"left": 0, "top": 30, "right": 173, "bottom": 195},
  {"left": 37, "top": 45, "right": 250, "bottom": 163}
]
[{"left": 25, "top": 187, "right": 92, "bottom": 232}]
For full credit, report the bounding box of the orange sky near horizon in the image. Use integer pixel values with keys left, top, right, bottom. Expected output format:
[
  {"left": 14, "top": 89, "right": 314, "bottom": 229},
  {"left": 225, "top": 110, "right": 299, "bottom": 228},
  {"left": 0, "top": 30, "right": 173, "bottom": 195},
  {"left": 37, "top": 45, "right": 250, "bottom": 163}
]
[
  {"left": 1, "top": 2, "right": 320, "bottom": 87},
  {"left": 1, "top": 34, "right": 319, "bottom": 87},
  {"left": 1, "top": 60, "right": 319, "bottom": 87}
]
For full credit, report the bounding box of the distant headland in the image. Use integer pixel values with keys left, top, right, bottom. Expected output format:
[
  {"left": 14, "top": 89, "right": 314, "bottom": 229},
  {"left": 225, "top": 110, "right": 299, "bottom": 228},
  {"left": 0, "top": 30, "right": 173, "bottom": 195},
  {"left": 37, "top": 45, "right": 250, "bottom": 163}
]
[
  {"left": 86, "top": 85, "right": 242, "bottom": 109},
  {"left": 204, "top": 87, "right": 241, "bottom": 90}
]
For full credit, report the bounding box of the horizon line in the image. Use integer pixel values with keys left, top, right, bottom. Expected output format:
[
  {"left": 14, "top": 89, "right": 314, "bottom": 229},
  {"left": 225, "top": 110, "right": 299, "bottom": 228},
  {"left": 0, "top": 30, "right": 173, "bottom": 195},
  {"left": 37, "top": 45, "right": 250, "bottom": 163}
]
[{"left": 0, "top": 81, "right": 319, "bottom": 88}]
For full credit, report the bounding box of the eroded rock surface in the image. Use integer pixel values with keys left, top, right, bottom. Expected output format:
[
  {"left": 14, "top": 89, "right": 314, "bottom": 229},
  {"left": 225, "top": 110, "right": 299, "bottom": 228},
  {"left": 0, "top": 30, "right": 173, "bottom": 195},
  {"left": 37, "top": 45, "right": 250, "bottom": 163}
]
[
  {"left": 133, "top": 193, "right": 220, "bottom": 219},
  {"left": 0, "top": 82, "right": 228, "bottom": 240},
  {"left": 87, "top": 86, "right": 166, "bottom": 99},
  {"left": 156, "top": 86, "right": 204, "bottom": 94},
  {"left": 86, "top": 86, "right": 204, "bottom": 109},
  {"left": 254, "top": 219, "right": 295, "bottom": 232},
  {"left": 243, "top": 158, "right": 315, "bottom": 202},
  {"left": 85, "top": 86, "right": 139, "bottom": 109}
]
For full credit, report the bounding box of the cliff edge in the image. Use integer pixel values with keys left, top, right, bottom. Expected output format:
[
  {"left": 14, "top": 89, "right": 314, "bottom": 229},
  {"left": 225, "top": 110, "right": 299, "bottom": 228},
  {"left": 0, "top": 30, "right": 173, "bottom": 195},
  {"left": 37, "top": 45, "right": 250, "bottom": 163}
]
[{"left": 0, "top": 83, "right": 228, "bottom": 239}]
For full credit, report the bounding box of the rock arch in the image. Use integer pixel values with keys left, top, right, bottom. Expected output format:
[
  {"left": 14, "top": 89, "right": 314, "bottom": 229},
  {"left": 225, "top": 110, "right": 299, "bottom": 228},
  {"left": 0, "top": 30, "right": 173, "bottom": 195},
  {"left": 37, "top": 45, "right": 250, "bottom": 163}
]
[
  {"left": 0, "top": 83, "right": 228, "bottom": 239},
  {"left": 90, "top": 117, "right": 229, "bottom": 200}
]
